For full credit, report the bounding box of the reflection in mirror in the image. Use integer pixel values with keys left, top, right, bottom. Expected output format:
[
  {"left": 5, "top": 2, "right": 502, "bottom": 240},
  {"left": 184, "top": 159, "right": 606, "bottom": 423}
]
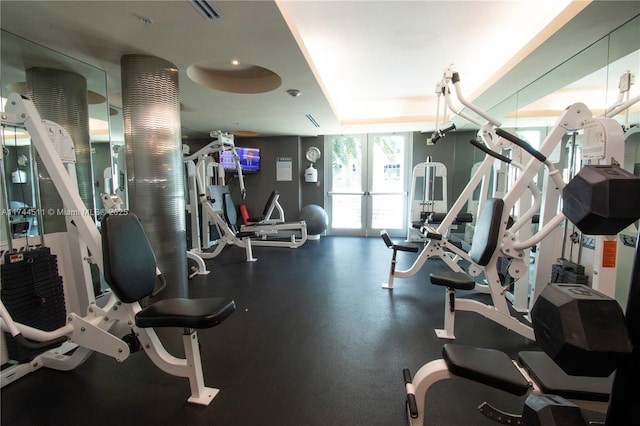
[
  {"left": 511, "top": 14, "right": 639, "bottom": 131},
  {"left": 108, "top": 105, "right": 127, "bottom": 209},
  {"left": 608, "top": 14, "right": 640, "bottom": 131},
  {"left": 0, "top": 126, "right": 42, "bottom": 243},
  {"left": 1, "top": 30, "right": 113, "bottom": 241},
  {"left": 510, "top": 36, "right": 610, "bottom": 129}
]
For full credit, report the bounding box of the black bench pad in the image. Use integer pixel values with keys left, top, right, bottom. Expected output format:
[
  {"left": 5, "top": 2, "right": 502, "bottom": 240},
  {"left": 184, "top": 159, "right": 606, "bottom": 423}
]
[
  {"left": 396, "top": 244, "right": 419, "bottom": 253},
  {"left": 430, "top": 271, "right": 476, "bottom": 290},
  {"left": 427, "top": 212, "right": 474, "bottom": 224},
  {"left": 443, "top": 344, "right": 530, "bottom": 396},
  {"left": 518, "top": 351, "right": 612, "bottom": 402},
  {"left": 136, "top": 297, "right": 236, "bottom": 329},
  {"left": 380, "top": 231, "right": 419, "bottom": 252}
]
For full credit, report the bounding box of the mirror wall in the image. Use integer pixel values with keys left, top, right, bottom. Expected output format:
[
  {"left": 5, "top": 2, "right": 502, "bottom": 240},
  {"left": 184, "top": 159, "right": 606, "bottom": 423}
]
[
  {"left": 482, "top": 14, "right": 639, "bottom": 307},
  {"left": 1, "top": 30, "right": 116, "bottom": 243},
  {"left": 493, "top": 13, "right": 639, "bottom": 143}
]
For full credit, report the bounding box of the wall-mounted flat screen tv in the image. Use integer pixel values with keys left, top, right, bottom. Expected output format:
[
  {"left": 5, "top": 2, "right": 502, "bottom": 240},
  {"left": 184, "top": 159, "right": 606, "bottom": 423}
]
[{"left": 219, "top": 147, "right": 260, "bottom": 173}]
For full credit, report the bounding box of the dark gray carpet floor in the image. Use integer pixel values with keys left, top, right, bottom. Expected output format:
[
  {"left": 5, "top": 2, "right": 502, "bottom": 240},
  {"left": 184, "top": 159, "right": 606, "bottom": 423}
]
[{"left": 2, "top": 236, "right": 574, "bottom": 425}]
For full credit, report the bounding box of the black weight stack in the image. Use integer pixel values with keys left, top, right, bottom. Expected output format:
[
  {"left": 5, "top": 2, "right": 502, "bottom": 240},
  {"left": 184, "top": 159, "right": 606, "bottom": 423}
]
[{"left": 1, "top": 247, "right": 66, "bottom": 363}]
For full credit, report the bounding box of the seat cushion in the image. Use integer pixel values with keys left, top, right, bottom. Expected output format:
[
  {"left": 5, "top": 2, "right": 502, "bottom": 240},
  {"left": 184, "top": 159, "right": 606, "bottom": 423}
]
[
  {"left": 394, "top": 242, "right": 419, "bottom": 253},
  {"left": 135, "top": 297, "right": 236, "bottom": 329},
  {"left": 443, "top": 344, "right": 530, "bottom": 396},
  {"left": 430, "top": 271, "right": 475, "bottom": 290},
  {"left": 518, "top": 351, "right": 612, "bottom": 402}
]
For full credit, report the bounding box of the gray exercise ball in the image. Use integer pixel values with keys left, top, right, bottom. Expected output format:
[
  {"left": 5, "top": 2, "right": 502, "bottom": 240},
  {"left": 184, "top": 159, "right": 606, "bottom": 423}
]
[{"left": 299, "top": 204, "right": 328, "bottom": 238}]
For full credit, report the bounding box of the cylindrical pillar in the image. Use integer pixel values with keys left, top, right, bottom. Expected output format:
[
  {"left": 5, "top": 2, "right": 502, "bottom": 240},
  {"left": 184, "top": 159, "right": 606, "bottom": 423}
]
[
  {"left": 26, "top": 68, "right": 94, "bottom": 233},
  {"left": 120, "top": 54, "right": 187, "bottom": 298}
]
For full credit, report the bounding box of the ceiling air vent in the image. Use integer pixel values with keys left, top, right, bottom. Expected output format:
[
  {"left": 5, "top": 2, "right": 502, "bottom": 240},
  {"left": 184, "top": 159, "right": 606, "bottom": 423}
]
[
  {"left": 189, "top": 0, "right": 223, "bottom": 21},
  {"left": 305, "top": 114, "right": 320, "bottom": 128}
]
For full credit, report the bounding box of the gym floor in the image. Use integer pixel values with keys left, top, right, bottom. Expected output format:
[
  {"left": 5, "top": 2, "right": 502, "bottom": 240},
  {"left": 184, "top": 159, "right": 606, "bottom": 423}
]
[{"left": 1, "top": 236, "right": 596, "bottom": 425}]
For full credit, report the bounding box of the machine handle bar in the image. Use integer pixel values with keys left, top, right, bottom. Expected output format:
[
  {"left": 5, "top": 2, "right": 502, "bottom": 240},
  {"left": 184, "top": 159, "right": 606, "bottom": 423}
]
[
  {"left": 431, "top": 123, "right": 456, "bottom": 144},
  {"left": 495, "top": 128, "right": 546, "bottom": 163},
  {"left": 469, "top": 139, "right": 512, "bottom": 164}
]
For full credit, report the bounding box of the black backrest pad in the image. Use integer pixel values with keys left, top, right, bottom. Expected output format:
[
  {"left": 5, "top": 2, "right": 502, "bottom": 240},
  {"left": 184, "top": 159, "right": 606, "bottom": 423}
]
[
  {"left": 101, "top": 213, "right": 158, "bottom": 303},
  {"left": 468, "top": 198, "right": 504, "bottom": 266},
  {"left": 262, "top": 190, "right": 279, "bottom": 216},
  {"left": 380, "top": 230, "right": 393, "bottom": 248}
]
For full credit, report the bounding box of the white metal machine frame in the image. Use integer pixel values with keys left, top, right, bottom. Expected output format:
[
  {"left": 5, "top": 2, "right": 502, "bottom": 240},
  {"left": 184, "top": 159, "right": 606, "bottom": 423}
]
[
  {"left": 407, "top": 160, "right": 448, "bottom": 242},
  {"left": 0, "top": 93, "right": 228, "bottom": 405},
  {"left": 386, "top": 65, "right": 632, "bottom": 341},
  {"left": 383, "top": 67, "right": 541, "bottom": 338},
  {"left": 183, "top": 132, "right": 256, "bottom": 274}
]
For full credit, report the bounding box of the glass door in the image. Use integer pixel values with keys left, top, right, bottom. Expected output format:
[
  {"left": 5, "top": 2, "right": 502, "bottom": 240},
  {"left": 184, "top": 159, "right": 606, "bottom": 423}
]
[{"left": 326, "top": 133, "right": 411, "bottom": 237}]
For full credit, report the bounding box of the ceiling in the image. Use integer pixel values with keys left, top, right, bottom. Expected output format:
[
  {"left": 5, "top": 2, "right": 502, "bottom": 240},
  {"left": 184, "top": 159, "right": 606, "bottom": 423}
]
[{"left": 0, "top": 1, "right": 639, "bottom": 142}]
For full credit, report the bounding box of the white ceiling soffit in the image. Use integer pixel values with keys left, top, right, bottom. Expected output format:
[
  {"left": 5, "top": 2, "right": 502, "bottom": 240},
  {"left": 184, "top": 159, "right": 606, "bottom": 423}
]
[
  {"left": 0, "top": 1, "right": 637, "bottom": 138},
  {"left": 276, "top": 0, "right": 579, "bottom": 131}
]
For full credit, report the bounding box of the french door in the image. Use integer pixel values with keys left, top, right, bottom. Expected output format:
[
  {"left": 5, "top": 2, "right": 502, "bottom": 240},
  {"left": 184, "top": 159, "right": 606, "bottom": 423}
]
[{"left": 325, "top": 133, "right": 411, "bottom": 237}]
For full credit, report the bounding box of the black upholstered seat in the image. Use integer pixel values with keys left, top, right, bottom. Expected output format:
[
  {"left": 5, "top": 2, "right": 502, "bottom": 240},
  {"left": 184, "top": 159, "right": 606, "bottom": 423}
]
[
  {"left": 443, "top": 344, "right": 530, "bottom": 396},
  {"left": 430, "top": 271, "right": 475, "bottom": 290},
  {"left": 135, "top": 298, "right": 236, "bottom": 328},
  {"left": 101, "top": 212, "right": 236, "bottom": 329}
]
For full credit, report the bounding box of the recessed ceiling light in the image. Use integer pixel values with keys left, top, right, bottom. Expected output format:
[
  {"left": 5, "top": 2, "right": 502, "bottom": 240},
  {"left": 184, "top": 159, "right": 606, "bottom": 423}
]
[{"left": 231, "top": 59, "right": 240, "bottom": 66}]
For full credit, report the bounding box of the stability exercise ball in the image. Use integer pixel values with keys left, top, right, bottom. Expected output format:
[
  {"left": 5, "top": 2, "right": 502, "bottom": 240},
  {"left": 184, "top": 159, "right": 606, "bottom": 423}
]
[{"left": 299, "top": 204, "right": 328, "bottom": 239}]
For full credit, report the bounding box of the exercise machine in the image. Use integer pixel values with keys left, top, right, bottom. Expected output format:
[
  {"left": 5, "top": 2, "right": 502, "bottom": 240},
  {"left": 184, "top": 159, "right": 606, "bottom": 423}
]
[
  {"left": 1, "top": 93, "right": 236, "bottom": 406},
  {"left": 382, "top": 66, "right": 543, "bottom": 340},
  {"left": 383, "top": 67, "right": 541, "bottom": 289},
  {"left": 200, "top": 184, "right": 256, "bottom": 261},
  {"left": 240, "top": 190, "right": 308, "bottom": 248},
  {"left": 403, "top": 165, "right": 640, "bottom": 425},
  {"left": 406, "top": 159, "right": 449, "bottom": 242},
  {"left": 391, "top": 64, "right": 640, "bottom": 341},
  {"left": 183, "top": 132, "right": 256, "bottom": 275},
  {"left": 403, "top": 220, "right": 640, "bottom": 425}
]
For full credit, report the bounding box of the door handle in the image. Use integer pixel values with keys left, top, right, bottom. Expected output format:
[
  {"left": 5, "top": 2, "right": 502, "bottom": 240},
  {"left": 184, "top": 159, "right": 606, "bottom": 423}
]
[{"left": 327, "top": 191, "right": 366, "bottom": 196}]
